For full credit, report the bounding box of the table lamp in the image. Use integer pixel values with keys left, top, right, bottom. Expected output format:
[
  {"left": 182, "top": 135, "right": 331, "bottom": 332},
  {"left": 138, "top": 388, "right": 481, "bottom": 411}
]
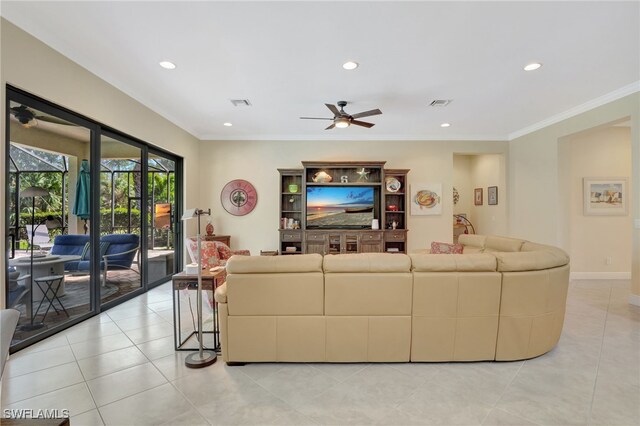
[{"left": 181, "top": 207, "right": 217, "bottom": 368}]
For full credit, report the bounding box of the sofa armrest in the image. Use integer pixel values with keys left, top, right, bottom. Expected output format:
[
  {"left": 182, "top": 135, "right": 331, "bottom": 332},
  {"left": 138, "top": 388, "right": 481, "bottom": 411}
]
[{"left": 214, "top": 282, "right": 228, "bottom": 303}]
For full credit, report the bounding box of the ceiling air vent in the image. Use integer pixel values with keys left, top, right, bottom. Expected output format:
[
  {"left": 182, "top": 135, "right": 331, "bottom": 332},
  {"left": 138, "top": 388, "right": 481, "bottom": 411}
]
[
  {"left": 429, "top": 99, "right": 452, "bottom": 107},
  {"left": 230, "top": 99, "right": 251, "bottom": 107}
]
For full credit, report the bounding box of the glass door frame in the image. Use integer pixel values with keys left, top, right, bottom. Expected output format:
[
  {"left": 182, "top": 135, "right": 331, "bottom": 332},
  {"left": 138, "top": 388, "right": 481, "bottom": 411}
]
[{"left": 4, "top": 86, "right": 184, "bottom": 352}]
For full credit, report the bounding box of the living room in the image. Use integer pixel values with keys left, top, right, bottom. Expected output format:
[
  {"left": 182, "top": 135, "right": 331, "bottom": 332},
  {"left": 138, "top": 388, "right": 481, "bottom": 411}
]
[{"left": 1, "top": 1, "right": 639, "bottom": 425}]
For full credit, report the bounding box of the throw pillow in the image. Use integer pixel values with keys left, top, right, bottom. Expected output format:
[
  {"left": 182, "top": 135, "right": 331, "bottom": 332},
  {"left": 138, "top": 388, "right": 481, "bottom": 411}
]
[
  {"left": 81, "top": 242, "right": 111, "bottom": 260},
  {"left": 215, "top": 242, "right": 233, "bottom": 260},
  {"left": 431, "top": 241, "right": 463, "bottom": 254},
  {"left": 186, "top": 239, "right": 222, "bottom": 269}
]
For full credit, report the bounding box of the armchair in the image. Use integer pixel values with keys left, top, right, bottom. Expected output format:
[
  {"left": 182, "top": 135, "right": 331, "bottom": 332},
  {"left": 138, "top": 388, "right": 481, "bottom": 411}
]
[{"left": 185, "top": 238, "right": 250, "bottom": 269}]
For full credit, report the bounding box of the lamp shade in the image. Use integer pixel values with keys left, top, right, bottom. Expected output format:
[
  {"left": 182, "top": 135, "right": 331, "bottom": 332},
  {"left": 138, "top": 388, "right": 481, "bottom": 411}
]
[
  {"left": 20, "top": 186, "right": 49, "bottom": 198},
  {"left": 335, "top": 117, "right": 350, "bottom": 128}
]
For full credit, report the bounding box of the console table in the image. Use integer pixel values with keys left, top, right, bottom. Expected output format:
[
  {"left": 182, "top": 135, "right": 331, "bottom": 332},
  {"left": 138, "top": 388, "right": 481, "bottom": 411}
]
[{"left": 172, "top": 269, "right": 226, "bottom": 353}]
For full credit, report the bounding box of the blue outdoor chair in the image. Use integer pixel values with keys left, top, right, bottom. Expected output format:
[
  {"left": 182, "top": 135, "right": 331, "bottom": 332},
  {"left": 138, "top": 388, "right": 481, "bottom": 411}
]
[{"left": 51, "top": 234, "right": 140, "bottom": 285}]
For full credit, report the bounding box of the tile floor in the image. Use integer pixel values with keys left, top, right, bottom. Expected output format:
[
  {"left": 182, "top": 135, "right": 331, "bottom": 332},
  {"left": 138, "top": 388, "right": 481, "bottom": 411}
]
[{"left": 1, "top": 279, "right": 639, "bottom": 426}]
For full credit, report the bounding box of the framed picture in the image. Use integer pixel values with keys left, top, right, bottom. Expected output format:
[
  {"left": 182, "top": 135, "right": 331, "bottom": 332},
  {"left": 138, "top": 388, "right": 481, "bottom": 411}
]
[
  {"left": 488, "top": 186, "right": 498, "bottom": 205},
  {"left": 474, "top": 188, "right": 483, "bottom": 206},
  {"left": 583, "top": 177, "right": 628, "bottom": 216},
  {"left": 411, "top": 183, "right": 442, "bottom": 215}
]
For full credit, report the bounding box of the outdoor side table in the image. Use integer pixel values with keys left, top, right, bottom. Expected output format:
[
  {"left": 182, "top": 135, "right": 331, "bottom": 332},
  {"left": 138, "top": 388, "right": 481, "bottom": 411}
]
[
  {"left": 172, "top": 269, "right": 226, "bottom": 353},
  {"left": 33, "top": 275, "right": 69, "bottom": 321}
]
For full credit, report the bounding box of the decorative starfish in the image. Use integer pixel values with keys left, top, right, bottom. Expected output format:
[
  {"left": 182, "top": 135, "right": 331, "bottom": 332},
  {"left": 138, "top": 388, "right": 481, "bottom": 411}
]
[{"left": 356, "top": 168, "right": 370, "bottom": 181}]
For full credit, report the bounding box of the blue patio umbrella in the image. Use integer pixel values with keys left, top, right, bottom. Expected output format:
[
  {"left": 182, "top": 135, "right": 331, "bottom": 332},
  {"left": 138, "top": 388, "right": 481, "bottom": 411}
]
[{"left": 73, "top": 159, "right": 90, "bottom": 233}]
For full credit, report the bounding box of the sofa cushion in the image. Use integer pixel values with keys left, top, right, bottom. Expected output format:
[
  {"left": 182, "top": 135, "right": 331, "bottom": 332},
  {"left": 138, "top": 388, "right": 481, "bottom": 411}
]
[
  {"left": 457, "top": 234, "right": 486, "bottom": 249},
  {"left": 431, "top": 242, "right": 463, "bottom": 254},
  {"left": 50, "top": 234, "right": 90, "bottom": 257},
  {"left": 484, "top": 236, "right": 525, "bottom": 252},
  {"left": 323, "top": 253, "right": 411, "bottom": 273},
  {"left": 494, "top": 250, "right": 569, "bottom": 272},
  {"left": 410, "top": 253, "right": 497, "bottom": 272},
  {"left": 226, "top": 253, "right": 322, "bottom": 274}
]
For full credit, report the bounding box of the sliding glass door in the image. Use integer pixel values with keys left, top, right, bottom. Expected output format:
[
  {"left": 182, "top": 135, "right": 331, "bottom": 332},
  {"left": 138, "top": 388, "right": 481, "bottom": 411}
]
[
  {"left": 147, "top": 151, "right": 178, "bottom": 287},
  {"left": 5, "top": 91, "right": 97, "bottom": 348},
  {"left": 99, "top": 133, "right": 144, "bottom": 304},
  {"left": 4, "top": 87, "right": 183, "bottom": 352}
]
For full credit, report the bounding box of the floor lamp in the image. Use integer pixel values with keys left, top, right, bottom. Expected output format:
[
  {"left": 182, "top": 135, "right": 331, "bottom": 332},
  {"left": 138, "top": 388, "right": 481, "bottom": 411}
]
[{"left": 181, "top": 208, "right": 217, "bottom": 368}]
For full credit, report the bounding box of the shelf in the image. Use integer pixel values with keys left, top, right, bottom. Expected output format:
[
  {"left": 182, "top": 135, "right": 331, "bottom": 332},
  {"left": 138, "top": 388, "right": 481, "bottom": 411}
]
[
  {"left": 385, "top": 210, "right": 405, "bottom": 213},
  {"left": 306, "top": 182, "right": 382, "bottom": 186},
  {"left": 281, "top": 192, "right": 301, "bottom": 195},
  {"left": 385, "top": 192, "right": 405, "bottom": 195},
  {"left": 282, "top": 210, "right": 302, "bottom": 213}
]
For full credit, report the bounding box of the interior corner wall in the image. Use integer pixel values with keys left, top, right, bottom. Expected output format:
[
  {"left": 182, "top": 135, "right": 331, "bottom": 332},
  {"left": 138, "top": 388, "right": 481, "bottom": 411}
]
[
  {"left": 198, "top": 140, "right": 507, "bottom": 256},
  {"left": 0, "top": 19, "right": 201, "bottom": 308},
  {"left": 508, "top": 92, "right": 639, "bottom": 298},
  {"left": 559, "top": 126, "right": 632, "bottom": 274},
  {"left": 469, "top": 154, "right": 507, "bottom": 236}
]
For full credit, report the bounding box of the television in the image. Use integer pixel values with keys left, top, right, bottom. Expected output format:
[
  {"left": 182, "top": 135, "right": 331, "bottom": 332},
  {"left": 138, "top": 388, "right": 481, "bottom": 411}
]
[{"left": 306, "top": 186, "right": 375, "bottom": 229}]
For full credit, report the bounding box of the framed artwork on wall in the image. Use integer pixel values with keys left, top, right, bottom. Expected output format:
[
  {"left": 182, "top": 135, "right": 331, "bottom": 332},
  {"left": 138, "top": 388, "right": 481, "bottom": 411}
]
[
  {"left": 474, "top": 188, "right": 483, "bottom": 206},
  {"left": 488, "top": 186, "right": 498, "bottom": 205},
  {"left": 583, "top": 177, "right": 628, "bottom": 216},
  {"left": 411, "top": 183, "right": 442, "bottom": 215}
]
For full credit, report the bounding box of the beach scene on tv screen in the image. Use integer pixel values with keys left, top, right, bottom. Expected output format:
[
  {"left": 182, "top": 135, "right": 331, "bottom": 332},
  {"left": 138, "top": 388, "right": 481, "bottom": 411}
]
[{"left": 307, "top": 187, "right": 374, "bottom": 227}]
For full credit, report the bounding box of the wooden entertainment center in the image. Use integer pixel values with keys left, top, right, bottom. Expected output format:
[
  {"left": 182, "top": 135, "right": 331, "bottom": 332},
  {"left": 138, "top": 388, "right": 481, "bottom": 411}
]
[{"left": 278, "top": 161, "right": 409, "bottom": 255}]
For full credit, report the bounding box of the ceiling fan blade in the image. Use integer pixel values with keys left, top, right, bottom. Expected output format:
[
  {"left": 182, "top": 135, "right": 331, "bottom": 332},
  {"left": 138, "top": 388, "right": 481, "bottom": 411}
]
[
  {"left": 300, "top": 117, "right": 333, "bottom": 120},
  {"left": 325, "top": 123, "right": 336, "bottom": 130},
  {"left": 325, "top": 103, "right": 340, "bottom": 116},
  {"left": 36, "top": 115, "right": 74, "bottom": 126},
  {"left": 351, "top": 120, "right": 375, "bottom": 128},
  {"left": 351, "top": 109, "right": 382, "bottom": 119}
]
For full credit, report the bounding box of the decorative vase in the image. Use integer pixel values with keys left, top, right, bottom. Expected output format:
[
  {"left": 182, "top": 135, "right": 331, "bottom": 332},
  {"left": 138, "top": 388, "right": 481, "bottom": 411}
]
[
  {"left": 206, "top": 219, "right": 214, "bottom": 236},
  {"left": 288, "top": 184, "right": 299, "bottom": 193}
]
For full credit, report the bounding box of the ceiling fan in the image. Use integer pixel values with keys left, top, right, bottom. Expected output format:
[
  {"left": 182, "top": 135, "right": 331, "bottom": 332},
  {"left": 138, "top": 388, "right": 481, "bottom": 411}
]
[
  {"left": 300, "top": 101, "right": 382, "bottom": 130},
  {"left": 10, "top": 104, "right": 73, "bottom": 128}
]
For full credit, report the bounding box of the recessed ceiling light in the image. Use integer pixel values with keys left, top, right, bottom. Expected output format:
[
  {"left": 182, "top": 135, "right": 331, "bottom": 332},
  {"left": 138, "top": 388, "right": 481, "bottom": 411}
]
[
  {"left": 523, "top": 62, "right": 542, "bottom": 71},
  {"left": 223, "top": 122, "right": 233, "bottom": 127},
  {"left": 159, "top": 61, "right": 176, "bottom": 70},
  {"left": 342, "top": 61, "right": 359, "bottom": 70},
  {"left": 441, "top": 123, "right": 451, "bottom": 128}
]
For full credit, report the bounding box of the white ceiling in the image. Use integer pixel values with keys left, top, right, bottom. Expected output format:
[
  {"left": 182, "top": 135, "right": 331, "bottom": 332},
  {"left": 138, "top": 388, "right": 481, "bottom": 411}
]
[{"left": 2, "top": 1, "right": 638, "bottom": 141}]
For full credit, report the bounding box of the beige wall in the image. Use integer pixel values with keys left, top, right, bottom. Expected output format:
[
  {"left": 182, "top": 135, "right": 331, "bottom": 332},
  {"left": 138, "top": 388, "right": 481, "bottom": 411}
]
[
  {"left": 453, "top": 155, "right": 473, "bottom": 221},
  {"left": 453, "top": 154, "right": 507, "bottom": 236},
  {"left": 559, "top": 126, "right": 632, "bottom": 274},
  {"left": 469, "top": 154, "right": 507, "bottom": 236},
  {"left": 0, "top": 19, "right": 201, "bottom": 307},
  {"left": 509, "top": 93, "right": 639, "bottom": 298},
  {"left": 198, "top": 140, "right": 508, "bottom": 255}
]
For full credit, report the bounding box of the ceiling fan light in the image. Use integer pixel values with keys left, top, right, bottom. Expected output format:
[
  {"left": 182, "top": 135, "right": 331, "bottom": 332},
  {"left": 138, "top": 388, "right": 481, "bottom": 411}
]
[{"left": 335, "top": 117, "right": 350, "bottom": 128}]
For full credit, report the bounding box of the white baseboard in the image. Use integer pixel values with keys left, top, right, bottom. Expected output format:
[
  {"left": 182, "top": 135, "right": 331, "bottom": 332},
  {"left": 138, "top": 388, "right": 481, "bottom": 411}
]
[
  {"left": 570, "top": 272, "right": 631, "bottom": 280},
  {"left": 629, "top": 294, "right": 640, "bottom": 307}
]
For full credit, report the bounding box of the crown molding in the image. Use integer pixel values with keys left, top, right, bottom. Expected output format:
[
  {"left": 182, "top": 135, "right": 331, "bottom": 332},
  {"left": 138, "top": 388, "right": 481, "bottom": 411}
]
[
  {"left": 197, "top": 133, "right": 509, "bottom": 142},
  {"left": 509, "top": 81, "right": 640, "bottom": 140}
]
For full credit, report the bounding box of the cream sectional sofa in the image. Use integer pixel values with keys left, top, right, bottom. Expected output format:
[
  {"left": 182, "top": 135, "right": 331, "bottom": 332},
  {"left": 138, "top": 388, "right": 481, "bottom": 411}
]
[{"left": 214, "top": 235, "right": 570, "bottom": 364}]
